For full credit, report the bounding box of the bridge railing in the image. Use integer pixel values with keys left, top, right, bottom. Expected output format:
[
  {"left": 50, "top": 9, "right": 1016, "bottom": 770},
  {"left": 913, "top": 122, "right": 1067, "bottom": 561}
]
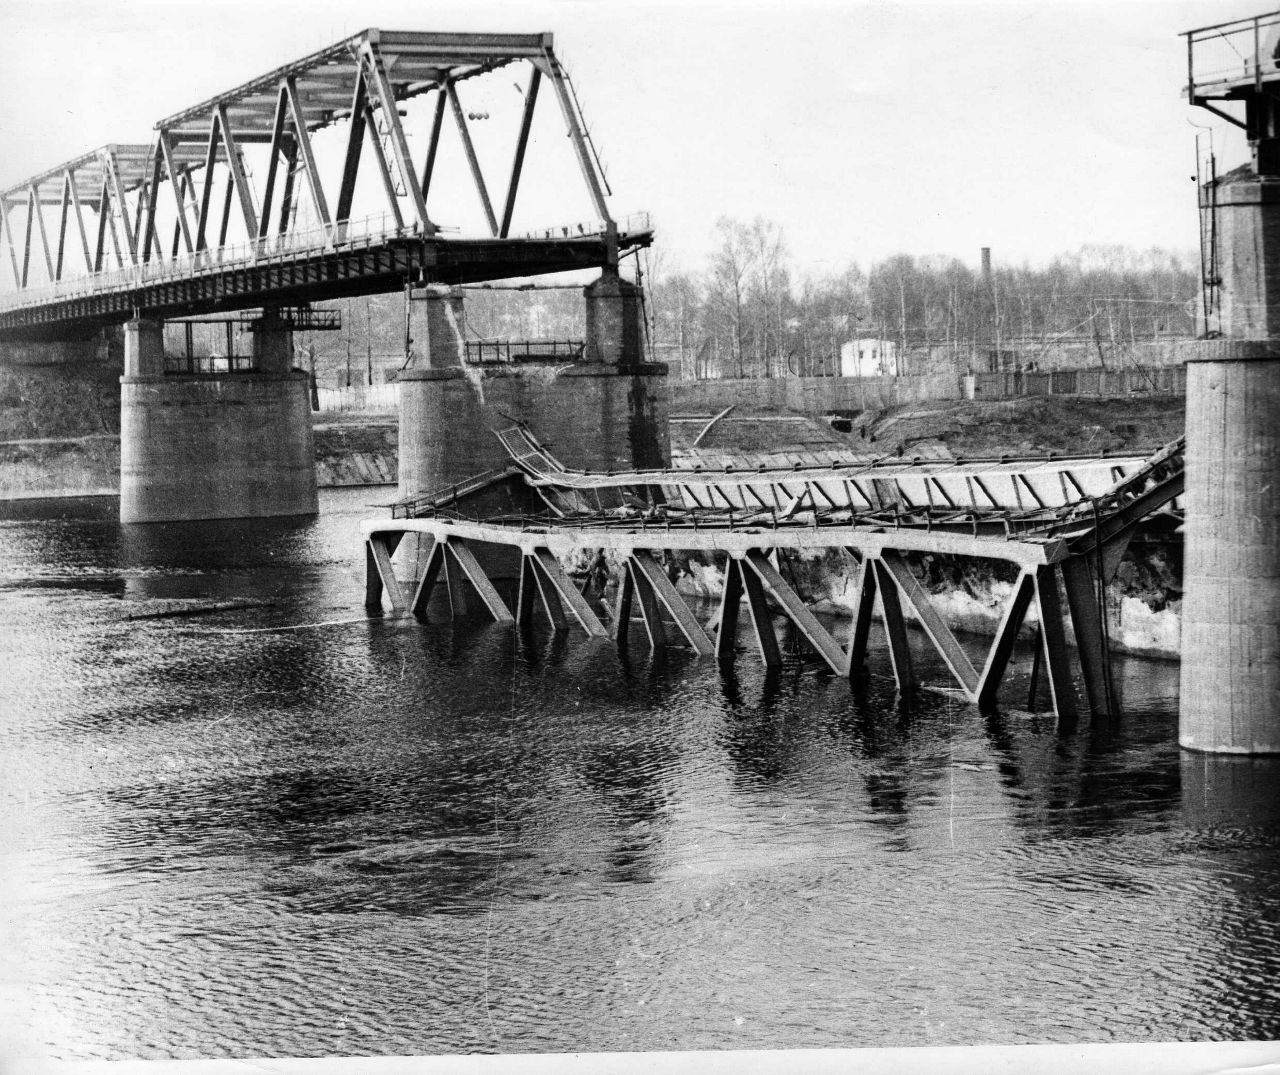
[
  {"left": 519, "top": 210, "right": 650, "bottom": 240},
  {"left": 0, "top": 209, "right": 642, "bottom": 316},
  {"left": 0, "top": 211, "right": 404, "bottom": 313}
]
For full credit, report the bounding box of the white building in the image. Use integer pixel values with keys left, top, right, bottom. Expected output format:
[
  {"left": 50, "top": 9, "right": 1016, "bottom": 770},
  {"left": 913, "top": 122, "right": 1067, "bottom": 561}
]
[{"left": 840, "top": 338, "right": 898, "bottom": 377}]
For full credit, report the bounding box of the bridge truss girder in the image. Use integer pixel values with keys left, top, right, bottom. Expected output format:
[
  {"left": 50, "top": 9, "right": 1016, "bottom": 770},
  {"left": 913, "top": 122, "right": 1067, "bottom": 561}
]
[{"left": 0, "top": 29, "right": 629, "bottom": 327}]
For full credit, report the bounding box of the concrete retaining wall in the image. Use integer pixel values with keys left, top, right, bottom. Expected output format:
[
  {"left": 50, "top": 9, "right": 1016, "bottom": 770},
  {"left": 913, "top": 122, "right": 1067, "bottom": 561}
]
[
  {"left": 671, "top": 365, "right": 1186, "bottom": 414},
  {"left": 316, "top": 383, "right": 399, "bottom": 412}
]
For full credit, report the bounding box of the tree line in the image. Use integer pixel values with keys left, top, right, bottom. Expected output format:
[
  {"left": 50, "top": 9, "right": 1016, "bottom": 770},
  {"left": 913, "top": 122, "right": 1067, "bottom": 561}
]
[
  {"left": 644, "top": 217, "right": 1201, "bottom": 378},
  {"left": 300, "top": 215, "right": 1201, "bottom": 385}
]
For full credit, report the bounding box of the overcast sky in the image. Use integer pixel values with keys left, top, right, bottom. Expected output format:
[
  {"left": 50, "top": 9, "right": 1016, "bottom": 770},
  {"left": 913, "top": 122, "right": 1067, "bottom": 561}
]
[{"left": 0, "top": 0, "right": 1265, "bottom": 276}]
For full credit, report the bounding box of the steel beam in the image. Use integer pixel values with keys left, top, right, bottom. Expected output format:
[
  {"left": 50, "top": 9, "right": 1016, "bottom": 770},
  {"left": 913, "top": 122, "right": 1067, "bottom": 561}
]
[
  {"left": 360, "top": 43, "right": 433, "bottom": 233},
  {"left": 409, "top": 536, "right": 444, "bottom": 616},
  {"left": 284, "top": 76, "right": 332, "bottom": 230},
  {"left": 420, "top": 90, "right": 447, "bottom": 204},
  {"left": 276, "top": 138, "right": 299, "bottom": 236},
  {"left": 216, "top": 104, "right": 259, "bottom": 240},
  {"left": 627, "top": 558, "right": 667, "bottom": 651},
  {"left": 523, "top": 551, "right": 567, "bottom": 630},
  {"left": 629, "top": 549, "right": 714, "bottom": 655},
  {"left": 446, "top": 80, "right": 499, "bottom": 237},
  {"left": 102, "top": 151, "right": 137, "bottom": 266},
  {"left": 366, "top": 533, "right": 408, "bottom": 611},
  {"left": 0, "top": 199, "right": 21, "bottom": 285},
  {"left": 741, "top": 549, "right": 845, "bottom": 673},
  {"left": 217, "top": 171, "right": 235, "bottom": 252},
  {"left": 139, "top": 142, "right": 164, "bottom": 265},
  {"left": 715, "top": 557, "right": 744, "bottom": 662},
  {"left": 335, "top": 69, "right": 370, "bottom": 232},
  {"left": 54, "top": 176, "right": 70, "bottom": 281},
  {"left": 878, "top": 551, "right": 979, "bottom": 698},
  {"left": 734, "top": 552, "right": 782, "bottom": 667},
  {"left": 873, "top": 558, "right": 914, "bottom": 696},
  {"left": 974, "top": 569, "right": 1036, "bottom": 711},
  {"left": 1059, "top": 556, "right": 1115, "bottom": 718},
  {"left": 612, "top": 559, "right": 635, "bottom": 647},
  {"left": 194, "top": 113, "right": 222, "bottom": 252},
  {"left": 446, "top": 539, "right": 514, "bottom": 623},
  {"left": 159, "top": 132, "right": 194, "bottom": 255},
  {"left": 257, "top": 85, "right": 289, "bottom": 243},
  {"left": 500, "top": 66, "right": 541, "bottom": 238},
  {"left": 1031, "top": 564, "right": 1078, "bottom": 723},
  {"left": 93, "top": 177, "right": 109, "bottom": 272},
  {"left": 532, "top": 547, "right": 605, "bottom": 635},
  {"left": 845, "top": 553, "right": 877, "bottom": 678},
  {"left": 362, "top": 101, "right": 405, "bottom": 231},
  {"left": 21, "top": 189, "right": 36, "bottom": 286},
  {"left": 537, "top": 51, "right": 612, "bottom": 227}
]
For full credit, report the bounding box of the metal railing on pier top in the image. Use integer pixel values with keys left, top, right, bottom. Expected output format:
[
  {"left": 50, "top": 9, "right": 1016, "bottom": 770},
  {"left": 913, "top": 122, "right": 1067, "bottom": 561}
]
[
  {"left": 1183, "top": 10, "right": 1280, "bottom": 101},
  {"left": 464, "top": 339, "right": 585, "bottom": 364}
]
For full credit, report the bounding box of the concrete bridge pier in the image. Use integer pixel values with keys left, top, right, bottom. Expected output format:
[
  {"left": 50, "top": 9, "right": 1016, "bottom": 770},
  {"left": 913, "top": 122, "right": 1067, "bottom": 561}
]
[
  {"left": 1179, "top": 173, "right": 1280, "bottom": 753},
  {"left": 398, "top": 274, "right": 669, "bottom": 512},
  {"left": 119, "top": 309, "right": 318, "bottom": 523}
]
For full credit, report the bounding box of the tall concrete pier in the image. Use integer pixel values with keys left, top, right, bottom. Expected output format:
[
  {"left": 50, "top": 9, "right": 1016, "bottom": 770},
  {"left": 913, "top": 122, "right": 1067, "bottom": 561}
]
[
  {"left": 119, "top": 310, "right": 317, "bottom": 524},
  {"left": 397, "top": 275, "right": 670, "bottom": 516},
  {"left": 1180, "top": 20, "right": 1280, "bottom": 753}
]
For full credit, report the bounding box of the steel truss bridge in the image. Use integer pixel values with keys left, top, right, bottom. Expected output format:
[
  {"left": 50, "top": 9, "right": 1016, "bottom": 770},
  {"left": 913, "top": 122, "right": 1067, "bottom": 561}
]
[
  {"left": 364, "top": 433, "right": 1185, "bottom": 724},
  {"left": 0, "top": 29, "right": 651, "bottom": 340}
]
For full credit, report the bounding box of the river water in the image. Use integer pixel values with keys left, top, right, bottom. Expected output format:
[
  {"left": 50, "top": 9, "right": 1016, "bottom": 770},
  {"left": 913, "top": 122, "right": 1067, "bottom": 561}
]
[{"left": 2, "top": 488, "right": 1278, "bottom": 1060}]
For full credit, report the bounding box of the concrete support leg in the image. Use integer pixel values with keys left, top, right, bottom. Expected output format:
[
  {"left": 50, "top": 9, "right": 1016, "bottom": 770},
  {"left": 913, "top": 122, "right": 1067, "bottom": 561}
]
[
  {"left": 124, "top": 318, "right": 165, "bottom": 377},
  {"left": 1032, "top": 565, "right": 1078, "bottom": 725},
  {"left": 741, "top": 549, "right": 845, "bottom": 674},
  {"left": 873, "top": 559, "right": 915, "bottom": 697},
  {"left": 410, "top": 285, "right": 467, "bottom": 370},
  {"left": 366, "top": 532, "right": 407, "bottom": 612},
  {"left": 628, "top": 558, "right": 669, "bottom": 651},
  {"left": 1059, "top": 556, "right": 1116, "bottom": 718},
  {"left": 845, "top": 554, "right": 878, "bottom": 679},
  {"left": 975, "top": 570, "right": 1036, "bottom": 712},
  {"left": 447, "top": 540, "right": 516, "bottom": 624},
  {"left": 715, "top": 557, "right": 745, "bottom": 662},
  {"left": 878, "top": 551, "right": 979, "bottom": 699},
  {"left": 584, "top": 269, "right": 644, "bottom": 367},
  {"left": 1179, "top": 170, "right": 1280, "bottom": 754},
  {"left": 251, "top": 307, "right": 294, "bottom": 374},
  {"left": 613, "top": 564, "right": 635, "bottom": 648},
  {"left": 1181, "top": 353, "right": 1280, "bottom": 752},
  {"left": 629, "top": 550, "right": 714, "bottom": 656},
  {"left": 737, "top": 553, "right": 782, "bottom": 668},
  {"left": 120, "top": 315, "right": 318, "bottom": 523}
]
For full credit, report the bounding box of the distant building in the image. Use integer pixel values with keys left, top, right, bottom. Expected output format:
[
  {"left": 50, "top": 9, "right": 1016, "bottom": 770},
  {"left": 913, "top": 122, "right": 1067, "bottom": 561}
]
[{"left": 840, "top": 338, "right": 898, "bottom": 377}]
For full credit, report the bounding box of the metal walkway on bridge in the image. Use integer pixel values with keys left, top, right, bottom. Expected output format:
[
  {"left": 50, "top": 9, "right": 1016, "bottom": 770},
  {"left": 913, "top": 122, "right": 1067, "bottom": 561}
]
[{"left": 366, "top": 433, "right": 1185, "bottom": 723}]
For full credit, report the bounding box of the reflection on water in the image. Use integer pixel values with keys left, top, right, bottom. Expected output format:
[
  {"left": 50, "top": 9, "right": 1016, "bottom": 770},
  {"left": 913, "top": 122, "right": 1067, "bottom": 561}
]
[{"left": 1, "top": 491, "right": 1278, "bottom": 1059}]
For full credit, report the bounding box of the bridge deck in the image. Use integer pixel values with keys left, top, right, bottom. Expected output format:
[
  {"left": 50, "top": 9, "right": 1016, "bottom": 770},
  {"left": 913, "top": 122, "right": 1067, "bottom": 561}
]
[{"left": 0, "top": 224, "right": 651, "bottom": 339}]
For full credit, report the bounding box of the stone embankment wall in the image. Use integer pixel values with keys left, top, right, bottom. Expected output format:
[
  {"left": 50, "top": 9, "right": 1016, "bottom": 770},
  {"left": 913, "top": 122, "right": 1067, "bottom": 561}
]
[{"left": 313, "top": 421, "right": 398, "bottom": 486}]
